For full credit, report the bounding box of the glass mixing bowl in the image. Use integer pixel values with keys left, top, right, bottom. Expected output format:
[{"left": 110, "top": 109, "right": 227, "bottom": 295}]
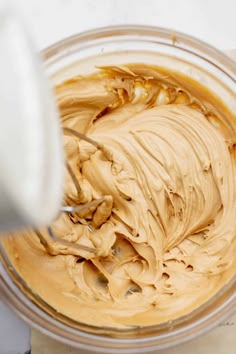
[{"left": 0, "top": 25, "right": 235, "bottom": 353}]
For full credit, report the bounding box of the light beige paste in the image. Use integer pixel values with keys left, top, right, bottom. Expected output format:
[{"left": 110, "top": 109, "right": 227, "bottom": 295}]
[{"left": 3, "top": 64, "right": 236, "bottom": 328}]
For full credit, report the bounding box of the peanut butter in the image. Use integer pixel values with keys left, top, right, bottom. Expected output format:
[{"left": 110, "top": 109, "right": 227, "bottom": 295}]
[{"left": 3, "top": 64, "right": 236, "bottom": 329}]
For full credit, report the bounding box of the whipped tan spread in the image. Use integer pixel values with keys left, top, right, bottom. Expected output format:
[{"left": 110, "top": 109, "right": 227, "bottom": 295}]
[{"left": 3, "top": 64, "right": 236, "bottom": 329}]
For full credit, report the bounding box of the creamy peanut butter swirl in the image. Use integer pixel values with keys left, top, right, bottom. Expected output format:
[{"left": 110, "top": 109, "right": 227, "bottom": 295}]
[{"left": 4, "top": 65, "right": 236, "bottom": 328}]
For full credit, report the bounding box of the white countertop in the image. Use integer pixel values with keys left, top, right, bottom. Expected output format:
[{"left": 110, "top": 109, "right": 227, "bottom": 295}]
[
  {"left": 12, "top": 0, "right": 236, "bottom": 51},
  {"left": 0, "top": 0, "right": 236, "bottom": 353}
]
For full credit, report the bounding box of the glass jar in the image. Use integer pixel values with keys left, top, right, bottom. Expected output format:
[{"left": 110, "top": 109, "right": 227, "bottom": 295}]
[{"left": 0, "top": 25, "right": 235, "bottom": 353}]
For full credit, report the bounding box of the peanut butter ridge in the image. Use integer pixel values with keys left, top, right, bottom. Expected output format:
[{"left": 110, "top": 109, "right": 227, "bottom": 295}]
[{"left": 3, "top": 64, "right": 236, "bottom": 328}]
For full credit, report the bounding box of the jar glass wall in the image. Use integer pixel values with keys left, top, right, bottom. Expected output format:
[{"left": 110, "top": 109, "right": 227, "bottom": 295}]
[{"left": 0, "top": 26, "right": 235, "bottom": 354}]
